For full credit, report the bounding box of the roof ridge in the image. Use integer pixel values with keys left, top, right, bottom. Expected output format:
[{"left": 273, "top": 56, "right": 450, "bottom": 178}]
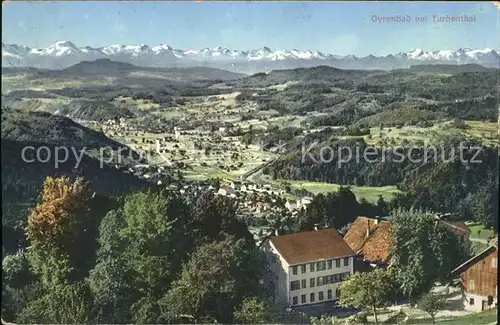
[
  {"left": 270, "top": 226, "right": 335, "bottom": 238},
  {"left": 452, "top": 245, "right": 497, "bottom": 273}
]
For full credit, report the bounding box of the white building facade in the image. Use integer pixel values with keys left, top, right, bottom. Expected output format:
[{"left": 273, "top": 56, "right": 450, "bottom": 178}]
[{"left": 262, "top": 228, "right": 356, "bottom": 307}]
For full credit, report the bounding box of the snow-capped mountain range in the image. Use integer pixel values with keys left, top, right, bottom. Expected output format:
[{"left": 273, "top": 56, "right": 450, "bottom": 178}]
[{"left": 3, "top": 41, "right": 499, "bottom": 73}]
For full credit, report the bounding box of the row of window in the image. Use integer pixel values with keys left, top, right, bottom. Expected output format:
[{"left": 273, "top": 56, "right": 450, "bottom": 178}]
[
  {"left": 290, "top": 272, "right": 351, "bottom": 291},
  {"left": 292, "top": 289, "right": 341, "bottom": 305},
  {"left": 291, "top": 258, "right": 350, "bottom": 275}
]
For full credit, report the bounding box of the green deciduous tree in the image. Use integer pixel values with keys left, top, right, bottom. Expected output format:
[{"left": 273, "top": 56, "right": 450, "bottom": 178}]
[
  {"left": 339, "top": 268, "right": 395, "bottom": 325},
  {"left": 310, "top": 315, "right": 342, "bottom": 325},
  {"left": 118, "top": 189, "right": 183, "bottom": 323},
  {"left": 297, "top": 187, "right": 360, "bottom": 231},
  {"left": 17, "top": 281, "right": 93, "bottom": 324},
  {"left": 471, "top": 175, "right": 499, "bottom": 232},
  {"left": 389, "top": 209, "right": 470, "bottom": 301},
  {"left": 162, "top": 236, "right": 260, "bottom": 323},
  {"left": 233, "top": 297, "right": 278, "bottom": 324},
  {"left": 2, "top": 251, "right": 31, "bottom": 289},
  {"left": 418, "top": 291, "right": 445, "bottom": 324},
  {"left": 88, "top": 209, "right": 133, "bottom": 323}
]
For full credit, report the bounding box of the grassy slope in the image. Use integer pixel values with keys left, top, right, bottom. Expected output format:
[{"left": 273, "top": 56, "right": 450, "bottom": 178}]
[
  {"left": 406, "top": 308, "right": 497, "bottom": 325},
  {"left": 338, "top": 120, "right": 498, "bottom": 147},
  {"left": 273, "top": 180, "right": 399, "bottom": 202},
  {"left": 249, "top": 170, "right": 399, "bottom": 202},
  {"left": 467, "top": 221, "right": 497, "bottom": 240}
]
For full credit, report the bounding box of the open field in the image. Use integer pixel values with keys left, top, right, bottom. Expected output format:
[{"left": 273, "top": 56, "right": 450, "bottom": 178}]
[
  {"left": 337, "top": 120, "right": 498, "bottom": 147},
  {"left": 184, "top": 166, "right": 232, "bottom": 180},
  {"left": 114, "top": 96, "right": 161, "bottom": 111},
  {"left": 470, "top": 241, "right": 488, "bottom": 254},
  {"left": 405, "top": 308, "right": 497, "bottom": 325},
  {"left": 467, "top": 221, "right": 497, "bottom": 241},
  {"left": 283, "top": 181, "right": 399, "bottom": 202},
  {"left": 2, "top": 76, "right": 111, "bottom": 92},
  {"left": 254, "top": 174, "right": 400, "bottom": 202}
]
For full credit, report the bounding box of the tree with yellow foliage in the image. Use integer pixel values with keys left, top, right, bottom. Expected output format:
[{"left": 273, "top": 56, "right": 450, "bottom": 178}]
[
  {"left": 20, "top": 176, "right": 97, "bottom": 323},
  {"left": 27, "top": 176, "right": 94, "bottom": 284}
]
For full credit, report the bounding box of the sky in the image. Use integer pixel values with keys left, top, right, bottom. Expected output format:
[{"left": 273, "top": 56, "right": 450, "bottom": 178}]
[{"left": 2, "top": 1, "right": 499, "bottom": 56}]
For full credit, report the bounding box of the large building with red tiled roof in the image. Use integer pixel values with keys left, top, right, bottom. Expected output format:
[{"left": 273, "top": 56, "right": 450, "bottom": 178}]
[
  {"left": 261, "top": 227, "right": 356, "bottom": 307},
  {"left": 343, "top": 217, "right": 393, "bottom": 266}
]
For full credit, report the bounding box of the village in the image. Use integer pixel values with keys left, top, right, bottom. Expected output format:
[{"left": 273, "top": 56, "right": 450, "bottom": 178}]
[
  {"left": 85, "top": 117, "right": 500, "bottom": 325},
  {"left": 79, "top": 110, "right": 499, "bottom": 323}
]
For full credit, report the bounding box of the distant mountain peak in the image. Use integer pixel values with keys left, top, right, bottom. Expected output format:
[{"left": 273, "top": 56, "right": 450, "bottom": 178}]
[
  {"left": 54, "top": 40, "right": 75, "bottom": 46},
  {"left": 2, "top": 41, "right": 498, "bottom": 71}
]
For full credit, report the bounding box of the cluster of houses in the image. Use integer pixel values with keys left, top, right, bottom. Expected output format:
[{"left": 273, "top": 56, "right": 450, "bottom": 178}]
[
  {"left": 217, "top": 181, "right": 280, "bottom": 197},
  {"left": 104, "top": 117, "right": 128, "bottom": 128},
  {"left": 122, "top": 164, "right": 174, "bottom": 184},
  {"left": 217, "top": 181, "right": 313, "bottom": 211},
  {"left": 216, "top": 181, "right": 314, "bottom": 218},
  {"left": 285, "top": 197, "right": 314, "bottom": 213},
  {"left": 261, "top": 216, "right": 498, "bottom": 314}
]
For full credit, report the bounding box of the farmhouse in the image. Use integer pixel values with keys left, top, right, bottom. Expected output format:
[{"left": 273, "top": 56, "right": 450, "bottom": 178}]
[
  {"left": 452, "top": 240, "right": 498, "bottom": 312},
  {"left": 344, "top": 216, "right": 469, "bottom": 270},
  {"left": 343, "top": 217, "right": 392, "bottom": 269},
  {"left": 261, "top": 227, "right": 355, "bottom": 308}
]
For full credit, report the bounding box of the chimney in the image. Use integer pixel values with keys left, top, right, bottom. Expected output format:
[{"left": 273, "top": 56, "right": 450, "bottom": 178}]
[
  {"left": 314, "top": 223, "right": 320, "bottom": 231},
  {"left": 374, "top": 217, "right": 379, "bottom": 225}
]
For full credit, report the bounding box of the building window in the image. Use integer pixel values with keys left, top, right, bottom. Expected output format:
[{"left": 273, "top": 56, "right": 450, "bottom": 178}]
[
  {"left": 319, "top": 291, "right": 324, "bottom": 301},
  {"left": 301, "top": 279, "right": 307, "bottom": 289},
  {"left": 336, "top": 259, "right": 341, "bottom": 268},
  {"left": 327, "top": 289, "right": 332, "bottom": 300},
  {"left": 301, "top": 264, "right": 307, "bottom": 273},
  {"left": 310, "top": 293, "right": 315, "bottom": 303},
  {"left": 469, "top": 279, "right": 475, "bottom": 291},
  {"left": 470, "top": 298, "right": 475, "bottom": 305},
  {"left": 317, "top": 276, "right": 324, "bottom": 286},
  {"left": 292, "top": 266, "right": 298, "bottom": 275},
  {"left": 336, "top": 288, "right": 341, "bottom": 298},
  {"left": 340, "top": 272, "right": 351, "bottom": 281},
  {"left": 492, "top": 257, "right": 497, "bottom": 268},
  {"left": 301, "top": 294, "right": 306, "bottom": 304},
  {"left": 291, "top": 280, "right": 300, "bottom": 291},
  {"left": 292, "top": 296, "right": 298, "bottom": 305},
  {"left": 327, "top": 260, "right": 332, "bottom": 269},
  {"left": 344, "top": 257, "right": 349, "bottom": 266},
  {"left": 310, "top": 263, "right": 315, "bottom": 272},
  {"left": 310, "top": 278, "right": 315, "bottom": 287},
  {"left": 317, "top": 261, "right": 326, "bottom": 271}
]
